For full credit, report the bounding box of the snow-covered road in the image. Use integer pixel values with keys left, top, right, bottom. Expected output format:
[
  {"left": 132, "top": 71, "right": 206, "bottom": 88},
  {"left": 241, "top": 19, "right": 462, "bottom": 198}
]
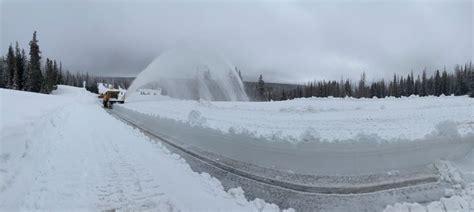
[{"left": 0, "top": 86, "right": 287, "bottom": 211}]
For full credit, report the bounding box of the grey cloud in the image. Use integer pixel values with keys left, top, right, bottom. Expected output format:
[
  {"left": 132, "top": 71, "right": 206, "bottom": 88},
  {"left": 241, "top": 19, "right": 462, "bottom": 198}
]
[{"left": 1, "top": 0, "right": 472, "bottom": 83}]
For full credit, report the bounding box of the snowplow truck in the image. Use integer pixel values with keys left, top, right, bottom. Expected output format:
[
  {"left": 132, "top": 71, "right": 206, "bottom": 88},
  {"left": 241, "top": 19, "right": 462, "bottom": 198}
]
[{"left": 103, "top": 89, "right": 125, "bottom": 108}]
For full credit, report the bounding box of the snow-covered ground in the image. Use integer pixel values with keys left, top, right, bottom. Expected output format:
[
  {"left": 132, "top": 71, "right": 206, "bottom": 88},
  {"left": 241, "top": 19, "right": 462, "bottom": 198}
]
[
  {"left": 123, "top": 94, "right": 474, "bottom": 142},
  {"left": 1, "top": 87, "right": 472, "bottom": 211},
  {"left": 0, "top": 86, "right": 290, "bottom": 211},
  {"left": 384, "top": 155, "right": 474, "bottom": 211}
]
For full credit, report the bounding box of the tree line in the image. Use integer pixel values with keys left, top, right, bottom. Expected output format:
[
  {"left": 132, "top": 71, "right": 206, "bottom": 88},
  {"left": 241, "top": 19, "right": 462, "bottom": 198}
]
[
  {"left": 2, "top": 31, "right": 473, "bottom": 101},
  {"left": 0, "top": 31, "right": 99, "bottom": 94},
  {"left": 251, "top": 63, "right": 474, "bottom": 101}
]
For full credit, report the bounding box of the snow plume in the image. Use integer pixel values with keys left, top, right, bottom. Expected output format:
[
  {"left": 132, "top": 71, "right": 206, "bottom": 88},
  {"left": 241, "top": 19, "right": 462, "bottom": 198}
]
[{"left": 127, "top": 46, "right": 248, "bottom": 102}]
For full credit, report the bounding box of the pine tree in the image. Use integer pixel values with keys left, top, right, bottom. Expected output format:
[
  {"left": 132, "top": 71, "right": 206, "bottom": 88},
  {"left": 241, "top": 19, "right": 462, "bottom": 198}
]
[
  {"left": 57, "top": 62, "right": 63, "bottom": 84},
  {"left": 421, "top": 70, "right": 427, "bottom": 96},
  {"left": 469, "top": 61, "right": 474, "bottom": 97},
  {"left": 414, "top": 75, "right": 421, "bottom": 95},
  {"left": 358, "top": 72, "right": 367, "bottom": 98},
  {"left": 441, "top": 70, "right": 448, "bottom": 95},
  {"left": 406, "top": 72, "right": 414, "bottom": 95},
  {"left": 21, "top": 49, "right": 28, "bottom": 90},
  {"left": 13, "top": 42, "right": 25, "bottom": 90},
  {"left": 0, "top": 56, "right": 5, "bottom": 88},
  {"left": 27, "top": 31, "right": 43, "bottom": 92},
  {"left": 434, "top": 70, "right": 441, "bottom": 96},
  {"left": 52, "top": 60, "right": 58, "bottom": 87},
  {"left": 44, "top": 58, "right": 59, "bottom": 93},
  {"left": 280, "top": 89, "right": 287, "bottom": 100},
  {"left": 344, "top": 79, "right": 352, "bottom": 97},
  {"left": 392, "top": 74, "right": 399, "bottom": 97},
  {"left": 5, "top": 45, "right": 16, "bottom": 89},
  {"left": 257, "top": 75, "right": 265, "bottom": 101}
]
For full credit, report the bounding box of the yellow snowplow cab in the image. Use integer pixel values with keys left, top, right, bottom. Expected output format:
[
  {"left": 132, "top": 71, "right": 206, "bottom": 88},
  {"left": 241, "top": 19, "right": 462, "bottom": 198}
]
[{"left": 103, "top": 89, "right": 125, "bottom": 108}]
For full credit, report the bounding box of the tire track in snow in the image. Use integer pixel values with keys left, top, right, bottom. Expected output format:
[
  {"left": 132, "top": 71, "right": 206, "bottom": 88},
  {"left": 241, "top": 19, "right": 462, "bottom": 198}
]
[
  {"left": 95, "top": 132, "right": 166, "bottom": 210},
  {"left": 16, "top": 103, "right": 170, "bottom": 210}
]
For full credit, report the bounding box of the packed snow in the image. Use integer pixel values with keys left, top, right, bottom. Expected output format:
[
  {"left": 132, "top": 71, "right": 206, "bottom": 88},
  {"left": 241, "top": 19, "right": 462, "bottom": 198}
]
[
  {"left": 0, "top": 86, "right": 292, "bottom": 211},
  {"left": 122, "top": 94, "right": 474, "bottom": 142}
]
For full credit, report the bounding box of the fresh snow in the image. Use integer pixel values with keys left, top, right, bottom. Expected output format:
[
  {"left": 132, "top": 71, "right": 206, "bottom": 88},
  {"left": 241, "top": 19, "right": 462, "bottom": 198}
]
[
  {"left": 122, "top": 94, "right": 474, "bottom": 142},
  {"left": 0, "top": 86, "right": 292, "bottom": 211}
]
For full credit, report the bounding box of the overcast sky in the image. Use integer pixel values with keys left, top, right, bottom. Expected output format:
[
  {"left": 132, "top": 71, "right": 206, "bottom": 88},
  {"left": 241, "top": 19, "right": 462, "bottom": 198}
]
[{"left": 1, "top": 0, "right": 472, "bottom": 83}]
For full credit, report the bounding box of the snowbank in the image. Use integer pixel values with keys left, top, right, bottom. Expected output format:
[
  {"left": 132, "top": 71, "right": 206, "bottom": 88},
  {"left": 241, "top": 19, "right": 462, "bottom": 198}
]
[
  {"left": 0, "top": 86, "right": 291, "bottom": 211},
  {"left": 120, "top": 95, "right": 474, "bottom": 142}
]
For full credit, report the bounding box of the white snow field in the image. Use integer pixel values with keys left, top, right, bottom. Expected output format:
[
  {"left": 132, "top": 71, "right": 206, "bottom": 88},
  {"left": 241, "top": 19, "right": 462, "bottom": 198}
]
[{"left": 0, "top": 86, "right": 292, "bottom": 211}]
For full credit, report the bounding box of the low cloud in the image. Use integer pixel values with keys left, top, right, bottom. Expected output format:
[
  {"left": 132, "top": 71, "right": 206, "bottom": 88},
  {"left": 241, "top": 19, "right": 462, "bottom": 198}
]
[{"left": 1, "top": 0, "right": 472, "bottom": 83}]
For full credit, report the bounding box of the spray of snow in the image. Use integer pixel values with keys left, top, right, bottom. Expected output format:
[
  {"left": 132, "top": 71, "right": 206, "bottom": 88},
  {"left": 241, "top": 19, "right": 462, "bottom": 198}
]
[{"left": 127, "top": 46, "right": 248, "bottom": 101}]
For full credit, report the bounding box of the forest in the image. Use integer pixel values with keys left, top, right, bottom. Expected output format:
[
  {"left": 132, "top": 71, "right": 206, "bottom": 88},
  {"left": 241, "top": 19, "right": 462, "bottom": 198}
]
[{"left": 250, "top": 64, "right": 474, "bottom": 101}]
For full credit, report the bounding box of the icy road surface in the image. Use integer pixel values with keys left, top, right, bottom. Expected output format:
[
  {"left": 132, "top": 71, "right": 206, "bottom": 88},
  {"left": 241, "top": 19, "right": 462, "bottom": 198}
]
[
  {"left": 0, "top": 86, "right": 289, "bottom": 211},
  {"left": 123, "top": 94, "right": 474, "bottom": 142}
]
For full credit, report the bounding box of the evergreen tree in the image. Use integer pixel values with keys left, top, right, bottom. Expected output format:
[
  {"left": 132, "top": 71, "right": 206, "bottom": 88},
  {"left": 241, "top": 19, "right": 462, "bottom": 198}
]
[
  {"left": 392, "top": 74, "right": 399, "bottom": 97},
  {"left": 357, "top": 72, "right": 367, "bottom": 98},
  {"left": 455, "top": 65, "right": 468, "bottom": 95},
  {"left": 44, "top": 58, "right": 55, "bottom": 93},
  {"left": 5, "top": 45, "right": 16, "bottom": 89},
  {"left": 21, "top": 49, "right": 28, "bottom": 90},
  {"left": 441, "top": 70, "right": 448, "bottom": 95},
  {"left": 13, "top": 42, "right": 25, "bottom": 90},
  {"left": 421, "top": 70, "right": 427, "bottom": 96},
  {"left": 414, "top": 75, "right": 421, "bottom": 95},
  {"left": 57, "top": 62, "right": 63, "bottom": 84},
  {"left": 0, "top": 56, "right": 5, "bottom": 88},
  {"left": 406, "top": 72, "right": 414, "bottom": 95},
  {"left": 257, "top": 75, "right": 265, "bottom": 101},
  {"left": 53, "top": 60, "right": 58, "bottom": 86},
  {"left": 280, "top": 89, "right": 287, "bottom": 100},
  {"left": 344, "top": 79, "right": 352, "bottom": 97},
  {"left": 27, "top": 31, "right": 43, "bottom": 92},
  {"left": 434, "top": 70, "right": 441, "bottom": 96},
  {"left": 467, "top": 62, "right": 472, "bottom": 87}
]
